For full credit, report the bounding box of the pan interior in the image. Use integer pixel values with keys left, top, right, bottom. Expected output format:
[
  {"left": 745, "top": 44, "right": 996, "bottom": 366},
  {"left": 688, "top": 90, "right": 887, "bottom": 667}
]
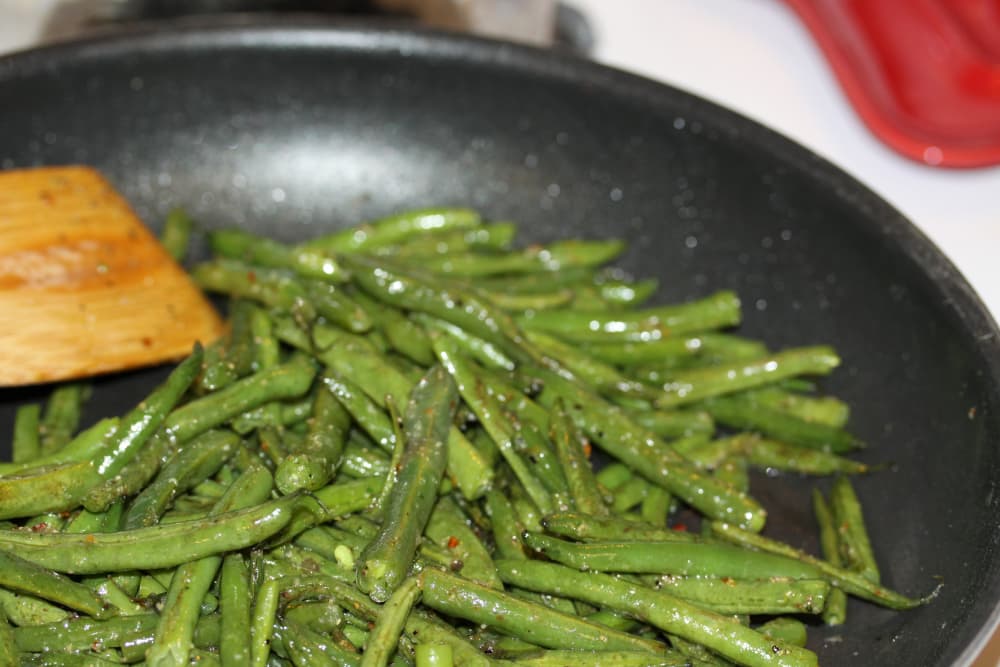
[{"left": 0, "top": 24, "right": 998, "bottom": 666}]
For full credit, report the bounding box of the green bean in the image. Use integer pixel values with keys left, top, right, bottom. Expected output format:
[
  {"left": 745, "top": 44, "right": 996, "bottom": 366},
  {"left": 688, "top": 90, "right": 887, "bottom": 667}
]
[
  {"left": 714, "top": 456, "right": 750, "bottom": 494},
  {"left": 250, "top": 578, "right": 281, "bottom": 667},
  {"left": 830, "top": 476, "right": 881, "bottom": 583},
  {"left": 610, "top": 477, "right": 650, "bottom": 513},
  {"left": 506, "top": 649, "right": 689, "bottom": 666},
  {"left": 523, "top": 532, "right": 820, "bottom": 579},
  {"left": 302, "top": 281, "right": 371, "bottom": 333},
  {"left": 414, "top": 643, "right": 453, "bottom": 667},
  {"left": 812, "top": 490, "right": 847, "bottom": 625},
  {"left": 625, "top": 409, "right": 715, "bottom": 439},
  {"left": 360, "top": 577, "right": 422, "bottom": 667},
  {"left": 583, "top": 333, "right": 767, "bottom": 366},
  {"left": 340, "top": 437, "right": 392, "bottom": 480},
  {"left": 496, "top": 559, "right": 817, "bottom": 667},
  {"left": 283, "top": 599, "right": 344, "bottom": 635},
  {"left": 295, "top": 525, "right": 367, "bottom": 564},
  {"left": 541, "top": 512, "right": 697, "bottom": 543},
  {"left": 0, "top": 549, "right": 109, "bottom": 619},
  {"left": 0, "top": 412, "right": 117, "bottom": 476},
  {"left": 82, "top": 430, "right": 172, "bottom": 513},
  {"left": 549, "top": 400, "right": 609, "bottom": 516},
  {"left": 275, "top": 385, "right": 351, "bottom": 494},
  {"left": 18, "top": 651, "right": 125, "bottom": 666},
  {"left": 378, "top": 222, "right": 516, "bottom": 258},
  {"left": 757, "top": 618, "right": 808, "bottom": 648},
  {"left": 475, "top": 265, "right": 594, "bottom": 294},
  {"left": 357, "top": 366, "right": 456, "bottom": 602},
  {"left": 425, "top": 496, "right": 501, "bottom": 589},
  {"left": 708, "top": 521, "right": 924, "bottom": 609},
  {"left": 639, "top": 485, "right": 673, "bottom": 526},
  {"left": 295, "top": 574, "right": 491, "bottom": 667},
  {"left": 0, "top": 609, "right": 13, "bottom": 667},
  {"left": 304, "top": 208, "right": 481, "bottom": 254},
  {"left": 197, "top": 337, "right": 240, "bottom": 394},
  {"left": 165, "top": 353, "right": 315, "bottom": 443},
  {"left": 274, "top": 477, "right": 383, "bottom": 542},
  {"left": 655, "top": 347, "right": 840, "bottom": 409},
  {"left": 511, "top": 417, "right": 570, "bottom": 505},
  {"left": 94, "top": 343, "right": 205, "bottom": 481},
  {"left": 517, "top": 291, "right": 741, "bottom": 343},
  {"left": 350, "top": 288, "right": 435, "bottom": 365},
  {"left": 279, "top": 321, "right": 491, "bottom": 499},
  {"left": 409, "top": 239, "right": 623, "bottom": 278},
  {"left": 225, "top": 299, "right": 259, "bottom": 378},
  {"left": 281, "top": 620, "right": 362, "bottom": 666},
  {"left": 124, "top": 429, "right": 239, "bottom": 529},
  {"left": 209, "top": 228, "right": 349, "bottom": 284},
  {"left": 231, "top": 395, "right": 315, "bottom": 435},
  {"left": 743, "top": 436, "right": 869, "bottom": 475},
  {"left": 11, "top": 404, "right": 41, "bottom": 465},
  {"left": 668, "top": 634, "right": 732, "bottom": 666},
  {"left": 194, "top": 259, "right": 316, "bottom": 316},
  {"left": 161, "top": 207, "right": 195, "bottom": 262},
  {"left": 39, "top": 383, "right": 90, "bottom": 455},
  {"left": 591, "top": 275, "right": 660, "bottom": 308},
  {"left": 485, "top": 288, "right": 575, "bottom": 311},
  {"left": 526, "top": 367, "right": 766, "bottom": 531},
  {"left": 418, "top": 316, "right": 515, "bottom": 371},
  {"left": 484, "top": 490, "right": 527, "bottom": 560},
  {"left": 14, "top": 614, "right": 158, "bottom": 653},
  {"left": 0, "top": 494, "right": 296, "bottom": 574},
  {"left": 0, "top": 420, "right": 117, "bottom": 520},
  {"left": 149, "top": 463, "right": 274, "bottom": 666},
  {"left": 594, "top": 463, "right": 632, "bottom": 491},
  {"left": 652, "top": 576, "right": 829, "bottom": 615},
  {"left": 322, "top": 374, "right": 395, "bottom": 452},
  {"left": 0, "top": 588, "right": 69, "bottom": 626},
  {"left": 418, "top": 567, "right": 664, "bottom": 653},
  {"left": 218, "top": 555, "right": 252, "bottom": 666},
  {"left": 676, "top": 435, "right": 750, "bottom": 470},
  {"left": 431, "top": 336, "right": 552, "bottom": 515},
  {"left": 342, "top": 253, "right": 545, "bottom": 367},
  {"left": 524, "top": 330, "right": 656, "bottom": 401},
  {"left": 741, "top": 388, "right": 849, "bottom": 428},
  {"left": 703, "top": 395, "right": 860, "bottom": 453}
]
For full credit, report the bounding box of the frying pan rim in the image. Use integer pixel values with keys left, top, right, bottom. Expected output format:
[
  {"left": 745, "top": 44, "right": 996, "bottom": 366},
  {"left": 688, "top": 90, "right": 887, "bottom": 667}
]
[{"left": 1, "top": 15, "right": 998, "bottom": 665}]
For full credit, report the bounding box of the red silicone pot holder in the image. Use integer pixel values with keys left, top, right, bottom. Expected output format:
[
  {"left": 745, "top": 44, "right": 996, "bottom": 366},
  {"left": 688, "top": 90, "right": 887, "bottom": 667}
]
[{"left": 784, "top": 0, "right": 1000, "bottom": 168}]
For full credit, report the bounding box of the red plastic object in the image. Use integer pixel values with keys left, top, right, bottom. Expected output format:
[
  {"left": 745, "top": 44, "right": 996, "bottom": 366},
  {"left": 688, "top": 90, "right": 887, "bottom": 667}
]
[{"left": 784, "top": 0, "right": 1000, "bottom": 168}]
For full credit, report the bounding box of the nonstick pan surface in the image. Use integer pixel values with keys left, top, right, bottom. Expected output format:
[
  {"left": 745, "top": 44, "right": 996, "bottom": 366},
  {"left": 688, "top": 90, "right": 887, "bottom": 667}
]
[{"left": 1, "top": 19, "right": 998, "bottom": 666}]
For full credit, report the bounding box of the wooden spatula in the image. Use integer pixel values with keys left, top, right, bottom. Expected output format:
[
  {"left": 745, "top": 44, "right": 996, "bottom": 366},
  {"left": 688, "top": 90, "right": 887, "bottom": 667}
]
[{"left": 0, "top": 166, "right": 225, "bottom": 386}]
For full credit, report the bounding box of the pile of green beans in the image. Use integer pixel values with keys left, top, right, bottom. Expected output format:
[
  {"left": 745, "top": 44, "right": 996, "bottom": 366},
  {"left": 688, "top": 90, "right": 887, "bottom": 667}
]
[{"left": 0, "top": 207, "right": 928, "bottom": 667}]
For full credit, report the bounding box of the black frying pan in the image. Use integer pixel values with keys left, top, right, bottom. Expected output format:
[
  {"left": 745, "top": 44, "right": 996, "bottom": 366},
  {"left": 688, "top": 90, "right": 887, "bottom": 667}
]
[{"left": 1, "top": 18, "right": 998, "bottom": 666}]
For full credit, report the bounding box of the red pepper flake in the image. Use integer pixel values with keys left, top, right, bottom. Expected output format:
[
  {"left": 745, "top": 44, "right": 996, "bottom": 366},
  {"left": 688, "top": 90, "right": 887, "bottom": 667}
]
[
  {"left": 85, "top": 534, "right": 97, "bottom": 544},
  {"left": 447, "top": 536, "right": 460, "bottom": 550},
  {"left": 582, "top": 441, "right": 593, "bottom": 459},
  {"left": 247, "top": 271, "right": 257, "bottom": 283},
  {"left": 671, "top": 523, "right": 688, "bottom": 532},
  {"left": 30, "top": 522, "right": 48, "bottom": 533}
]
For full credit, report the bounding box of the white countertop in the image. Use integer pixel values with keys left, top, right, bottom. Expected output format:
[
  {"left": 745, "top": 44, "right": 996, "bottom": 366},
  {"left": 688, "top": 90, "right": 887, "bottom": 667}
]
[{"left": 2, "top": 0, "right": 998, "bottom": 664}]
